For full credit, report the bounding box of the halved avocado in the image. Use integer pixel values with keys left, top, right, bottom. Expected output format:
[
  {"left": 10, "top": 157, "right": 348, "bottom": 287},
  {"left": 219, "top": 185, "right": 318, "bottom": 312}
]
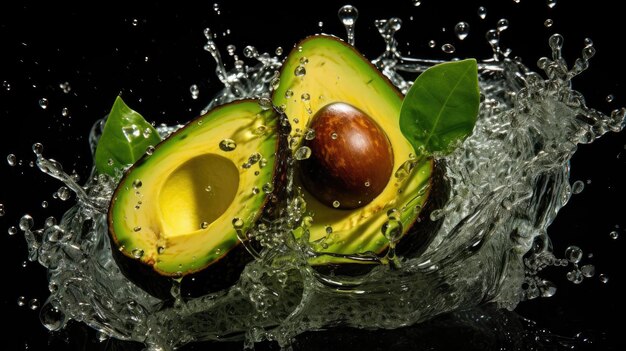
[
  {"left": 272, "top": 35, "right": 446, "bottom": 268},
  {"left": 108, "top": 99, "right": 289, "bottom": 299}
]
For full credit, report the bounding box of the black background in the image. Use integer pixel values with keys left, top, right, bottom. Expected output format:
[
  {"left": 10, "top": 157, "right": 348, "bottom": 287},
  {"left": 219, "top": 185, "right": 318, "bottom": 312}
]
[{"left": 1, "top": 0, "right": 625, "bottom": 350}]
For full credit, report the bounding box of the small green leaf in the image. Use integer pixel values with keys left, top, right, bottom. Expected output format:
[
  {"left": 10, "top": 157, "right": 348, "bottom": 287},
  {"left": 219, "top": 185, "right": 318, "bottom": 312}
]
[
  {"left": 95, "top": 96, "right": 161, "bottom": 176},
  {"left": 400, "top": 59, "right": 479, "bottom": 155}
]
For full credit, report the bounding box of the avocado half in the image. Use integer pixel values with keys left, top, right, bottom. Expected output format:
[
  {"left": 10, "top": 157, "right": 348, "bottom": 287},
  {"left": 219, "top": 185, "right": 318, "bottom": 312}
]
[
  {"left": 273, "top": 35, "right": 446, "bottom": 268},
  {"left": 108, "top": 100, "right": 289, "bottom": 299}
]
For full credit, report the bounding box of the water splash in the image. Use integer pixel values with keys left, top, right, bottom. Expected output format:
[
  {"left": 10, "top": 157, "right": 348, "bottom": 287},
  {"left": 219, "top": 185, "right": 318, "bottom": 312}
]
[{"left": 16, "top": 6, "right": 626, "bottom": 351}]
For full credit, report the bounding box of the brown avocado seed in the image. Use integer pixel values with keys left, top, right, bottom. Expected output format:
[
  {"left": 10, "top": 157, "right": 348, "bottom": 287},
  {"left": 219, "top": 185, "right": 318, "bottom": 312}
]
[{"left": 299, "top": 102, "right": 394, "bottom": 209}]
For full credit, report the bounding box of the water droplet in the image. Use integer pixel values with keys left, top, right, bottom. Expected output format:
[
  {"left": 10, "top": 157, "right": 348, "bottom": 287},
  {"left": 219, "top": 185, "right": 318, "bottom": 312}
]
[
  {"left": 486, "top": 29, "right": 500, "bottom": 46},
  {"left": 270, "top": 77, "right": 280, "bottom": 91},
  {"left": 212, "top": 3, "right": 220, "bottom": 12},
  {"left": 477, "top": 6, "right": 487, "bottom": 19},
  {"left": 252, "top": 187, "right": 260, "bottom": 195},
  {"left": 430, "top": 209, "right": 445, "bottom": 221},
  {"left": 294, "top": 65, "right": 306, "bottom": 77},
  {"left": 3, "top": 80, "right": 11, "bottom": 91},
  {"left": 41, "top": 201, "right": 48, "bottom": 208},
  {"left": 301, "top": 93, "right": 311, "bottom": 102},
  {"left": 132, "top": 248, "right": 144, "bottom": 258},
  {"left": 223, "top": 44, "right": 235, "bottom": 56},
  {"left": 599, "top": 274, "right": 609, "bottom": 283},
  {"left": 38, "top": 98, "right": 48, "bottom": 109},
  {"left": 338, "top": 5, "right": 358, "bottom": 46},
  {"left": 232, "top": 217, "right": 244, "bottom": 229},
  {"left": 540, "top": 280, "right": 557, "bottom": 297},
  {"left": 145, "top": 145, "right": 155, "bottom": 155},
  {"left": 32, "top": 143, "right": 43, "bottom": 156},
  {"left": 300, "top": 57, "right": 309, "bottom": 65},
  {"left": 44, "top": 216, "right": 56, "bottom": 228},
  {"left": 258, "top": 97, "right": 273, "bottom": 110},
  {"left": 190, "top": 84, "right": 199, "bottom": 100},
  {"left": 332, "top": 200, "right": 340, "bottom": 208},
  {"left": 497, "top": 18, "right": 509, "bottom": 32},
  {"left": 364, "top": 181, "right": 370, "bottom": 187},
  {"left": 566, "top": 269, "right": 583, "bottom": 284},
  {"left": 201, "top": 221, "right": 209, "bottom": 229},
  {"left": 275, "top": 47, "right": 283, "bottom": 56},
  {"left": 300, "top": 129, "right": 315, "bottom": 142},
  {"left": 57, "top": 186, "right": 71, "bottom": 201},
  {"left": 580, "top": 264, "right": 595, "bottom": 278},
  {"left": 582, "top": 45, "right": 595, "bottom": 60},
  {"left": 158, "top": 246, "right": 165, "bottom": 254},
  {"left": 61, "top": 107, "right": 69, "bottom": 117},
  {"left": 412, "top": 0, "right": 421, "bottom": 6},
  {"left": 454, "top": 22, "right": 470, "bottom": 40},
  {"left": 325, "top": 226, "right": 333, "bottom": 234},
  {"left": 243, "top": 46, "right": 258, "bottom": 58},
  {"left": 17, "top": 296, "right": 26, "bottom": 307},
  {"left": 565, "top": 245, "right": 583, "bottom": 263},
  {"left": 284, "top": 90, "right": 294, "bottom": 99},
  {"left": 262, "top": 182, "right": 274, "bottom": 194},
  {"left": 330, "top": 132, "right": 338, "bottom": 140},
  {"left": 8, "top": 226, "right": 17, "bottom": 235},
  {"left": 428, "top": 40, "right": 436, "bottom": 48},
  {"left": 294, "top": 146, "right": 312, "bottom": 160},
  {"left": 606, "top": 94, "right": 614, "bottom": 103},
  {"left": 132, "top": 179, "right": 143, "bottom": 189},
  {"left": 609, "top": 231, "right": 619, "bottom": 240},
  {"left": 28, "top": 298, "right": 40, "bottom": 310},
  {"left": 40, "top": 303, "right": 66, "bottom": 331},
  {"left": 318, "top": 21, "right": 324, "bottom": 29},
  {"left": 0, "top": 204, "right": 5, "bottom": 217},
  {"left": 547, "top": 0, "right": 557, "bottom": 8},
  {"left": 133, "top": 226, "right": 141, "bottom": 232},
  {"left": 7, "top": 154, "right": 17, "bottom": 166},
  {"left": 19, "top": 214, "right": 34, "bottom": 231},
  {"left": 131, "top": 18, "right": 139, "bottom": 26},
  {"left": 571, "top": 180, "right": 584, "bottom": 194},
  {"left": 548, "top": 33, "right": 564, "bottom": 51},
  {"left": 246, "top": 153, "right": 261, "bottom": 166},
  {"left": 219, "top": 139, "right": 237, "bottom": 151},
  {"left": 338, "top": 5, "right": 358, "bottom": 26},
  {"left": 441, "top": 43, "right": 456, "bottom": 54},
  {"left": 544, "top": 19, "right": 553, "bottom": 28},
  {"left": 382, "top": 219, "right": 403, "bottom": 243},
  {"left": 59, "top": 81, "right": 71, "bottom": 93}
]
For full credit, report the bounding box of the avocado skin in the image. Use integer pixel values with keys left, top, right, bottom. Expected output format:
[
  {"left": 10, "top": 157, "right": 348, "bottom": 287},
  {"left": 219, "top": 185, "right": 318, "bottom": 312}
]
[
  {"left": 108, "top": 103, "right": 292, "bottom": 300},
  {"left": 312, "top": 159, "right": 449, "bottom": 278}
]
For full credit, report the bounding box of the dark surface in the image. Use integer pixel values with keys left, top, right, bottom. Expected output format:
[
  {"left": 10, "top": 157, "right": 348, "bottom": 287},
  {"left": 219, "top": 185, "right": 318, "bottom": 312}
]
[{"left": 1, "top": 0, "right": 624, "bottom": 350}]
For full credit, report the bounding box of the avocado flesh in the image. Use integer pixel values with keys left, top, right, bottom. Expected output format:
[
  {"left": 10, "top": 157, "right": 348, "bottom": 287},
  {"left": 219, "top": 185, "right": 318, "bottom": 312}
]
[
  {"left": 109, "top": 100, "right": 282, "bottom": 277},
  {"left": 273, "top": 35, "right": 434, "bottom": 263}
]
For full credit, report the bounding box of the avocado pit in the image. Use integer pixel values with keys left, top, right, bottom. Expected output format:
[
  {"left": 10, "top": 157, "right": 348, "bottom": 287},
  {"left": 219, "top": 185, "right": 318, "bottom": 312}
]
[{"left": 299, "top": 102, "right": 394, "bottom": 209}]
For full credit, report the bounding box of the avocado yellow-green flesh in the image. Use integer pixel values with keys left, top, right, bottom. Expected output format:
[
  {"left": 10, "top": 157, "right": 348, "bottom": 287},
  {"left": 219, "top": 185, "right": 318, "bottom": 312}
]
[
  {"left": 110, "top": 101, "right": 279, "bottom": 275},
  {"left": 273, "top": 35, "right": 433, "bottom": 262}
]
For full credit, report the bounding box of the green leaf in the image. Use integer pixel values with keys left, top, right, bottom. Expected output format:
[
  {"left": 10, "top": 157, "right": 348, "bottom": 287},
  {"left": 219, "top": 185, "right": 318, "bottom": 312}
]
[
  {"left": 399, "top": 59, "right": 479, "bottom": 155},
  {"left": 95, "top": 96, "right": 162, "bottom": 176}
]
